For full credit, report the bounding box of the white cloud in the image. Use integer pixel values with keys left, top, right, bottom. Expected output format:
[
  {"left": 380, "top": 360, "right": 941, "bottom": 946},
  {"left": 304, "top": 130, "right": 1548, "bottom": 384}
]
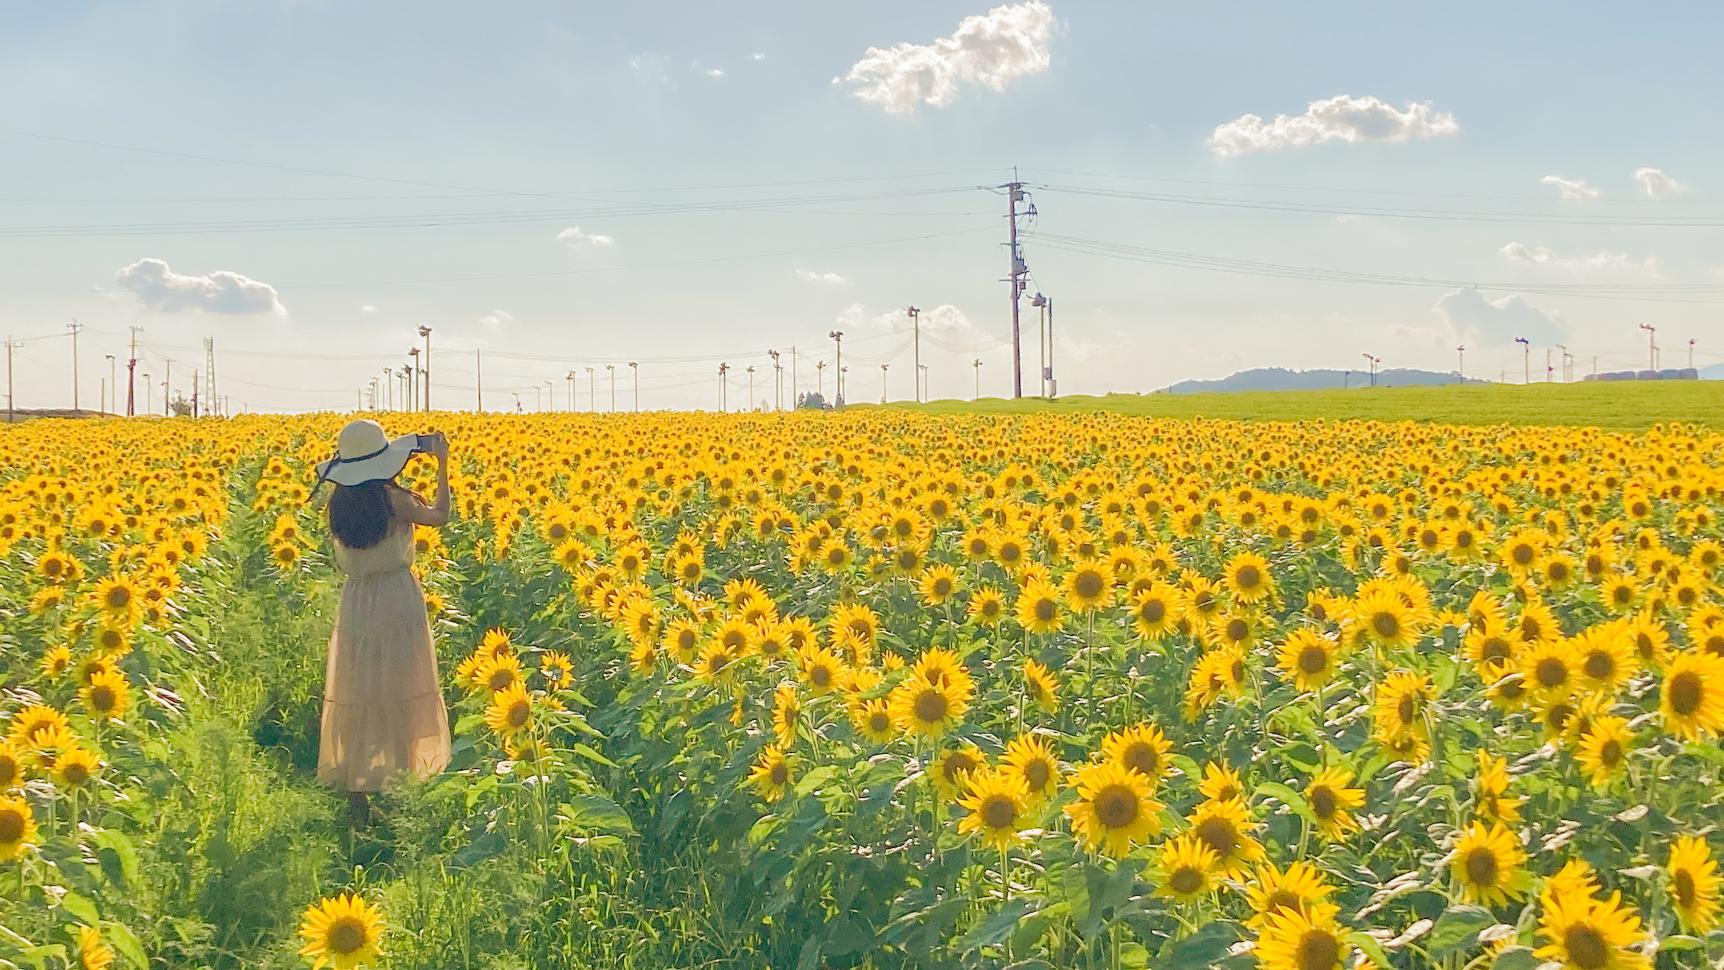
[
  {"left": 627, "top": 53, "right": 669, "bottom": 83},
  {"left": 360, "top": 304, "right": 377, "bottom": 314},
  {"left": 796, "top": 269, "right": 848, "bottom": 285},
  {"left": 479, "top": 310, "right": 512, "bottom": 330},
  {"left": 1498, "top": 242, "right": 1659, "bottom": 277},
  {"left": 750, "top": 52, "right": 767, "bottom": 61},
  {"left": 556, "top": 226, "right": 615, "bottom": 249},
  {"left": 838, "top": 302, "right": 980, "bottom": 337},
  {"left": 1633, "top": 167, "right": 1685, "bottom": 198},
  {"left": 1207, "top": 95, "right": 1458, "bottom": 157},
  {"left": 1433, "top": 287, "right": 1564, "bottom": 346},
  {"left": 1539, "top": 175, "right": 1598, "bottom": 200},
  {"left": 115, "top": 258, "right": 285, "bottom": 315},
  {"left": 835, "top": 1, "right": 1053, "bottom": 115},
  {"left": 703, "top": 67, "right": 726, "bottom": 79}
]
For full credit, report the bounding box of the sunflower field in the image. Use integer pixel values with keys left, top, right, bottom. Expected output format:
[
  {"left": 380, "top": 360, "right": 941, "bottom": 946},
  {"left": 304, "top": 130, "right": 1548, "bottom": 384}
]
[{"left": 2, "top": 409, "right": 1723, "bottom": 970}]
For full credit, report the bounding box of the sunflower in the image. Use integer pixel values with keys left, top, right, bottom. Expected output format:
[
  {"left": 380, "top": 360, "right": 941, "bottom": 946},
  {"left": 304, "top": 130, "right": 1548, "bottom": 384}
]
[
  {"left": 748, "top": 744, "right": 793, "bottom": 802},
  {"left": 796, "top": 644, "right": 848, "bottom": 695},
  {"left": 1661, "top": 651, "right": 1724, "bottom": 741},
  {"left": 1574, "top": 715, "right": 1633, "bottom": 790},
  {"left": 1473, "top": 751, "right": 1524, "bottom": 825},
  {"left": 1352, "top": 589, "right": 1421, "bottom": 651},
  {"left": 1573, "top": 625, "right": 1636, "bottom": 695},
  {"left": 1532, "top": 890, "right": 1649, "bottom": 970},
  {"left": 771, "top": 683, "right": 801, "bottom": 748},
  {"left": 1015, "top": 578, "right": 1064, "bottom": 635},
  {"left": 917, "top": 564, "right": 960, "bottom": 607},
  {"left": 1188, "top": 796, "right": 1265, "bottom": 877},
  {"left": 40, "top": 644, "right": 73, "bottom": 680},
  {"left": 967, "top": 586, "right": 1006, "bottom": 626},
  {"left": 1100, "top": 723, "right": 1173, "bottom": 789},
  {"left": 484, "top": 682, "right": 534, "bottom": 740},
  {"left": 1304, "top": 765, "right": 1365, "bottom": 841},
  {"left": 1023, "top": 658, "right": 1060, "bottom": 713},
  {"left": 79, "top": 669, "right": 132, "bottom": 721},
  {"left": 1254, "top": 902, "right": 1350, "bottom": 970},
  {"left": 1452, "top": 821, "right": 1532, "bottom": 908},
  {"left": 1371, "top": 671, "right": 1433, "bottom": 744},
  {"left": 475, "top": 652, "right": 523, "bottom": 695},
  {"left": 956, "top": 767, "right": 1029, "bottom": 850},
  {"left": 1545, "top": 858, "right": 1602, "bottom": 904},
  {"left": 1129, "top": 582, "right": 1182, "bottom": 640},
  {"left": 1199, "top": 761, "right": 1245, "bottom": 804},
  {"left": 0, "top": 792, "right": 38, "bottom": 861},
  {"left": 1624, "top": 613, "right": 1671, "bottom": 668},
  {"left": 7, "top": 704, "right": 70, "bottom": 748},
  {"left": 1002, "top": 734, "right": 1060, "bottom": 803},
  {"left": 661, "top": 619, "right": 702, "bottom": 665},
  {"left": 694, "top": 640, "right": 743, "bottom": 685},
  {"left": 1276, "top": 628, "right": 1339, "bottom": 693},
  {"left": 78, "top": 925, "right": 115, "bottom": 970},
  {"left": 539, "top": 651, "right": 575, "bottom": 690},
  {"left": 930, "top": 745, "right": 985, "bottom": 802},
  {"left": 1224, "top": 551, "right": 1275, "bottom": 605},
  {"left": 852, "top": 697, "right": 895, "bottom": 744},
  {"left": 1462, "top": 626, "right": 1517, "bottom": 681},
  {"left": 1600, "top": 576, "right": 1640, "bottom": 615},
  {"left": 1153, "top": 833, "right": 1220, "bottom": 903},
  {"left": 890, "top": 674, "right": 970, "bottom": 741},
  {"left": 1245, "top": 861, "right": 1335, "bottom": 930},
  {"left": 1061, "top": 560, "right": 1111, "bottom": 614},
  {"left": 1064, "top": 761, "right": 1161, "bottom": 858},
  {"left": 297, "top": 893, "right": 386, "bottom": 970},
  {"left": 0, "top": 741, "right": 23, "bottom": 789},
  {"left": 1667, "top": 835, "right": 1721, "bottom": 934}
]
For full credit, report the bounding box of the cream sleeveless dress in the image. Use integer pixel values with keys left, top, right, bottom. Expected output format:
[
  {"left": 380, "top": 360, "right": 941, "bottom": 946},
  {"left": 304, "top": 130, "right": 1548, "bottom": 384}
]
[{"left": 317, "top": 517, "right": 451, "bottom": 792}]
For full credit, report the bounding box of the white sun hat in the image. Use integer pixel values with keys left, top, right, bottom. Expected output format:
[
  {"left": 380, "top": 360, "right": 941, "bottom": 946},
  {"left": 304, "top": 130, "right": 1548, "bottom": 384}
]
[{"left": 314, "top": 419, "right": 420, "bottom": 489}]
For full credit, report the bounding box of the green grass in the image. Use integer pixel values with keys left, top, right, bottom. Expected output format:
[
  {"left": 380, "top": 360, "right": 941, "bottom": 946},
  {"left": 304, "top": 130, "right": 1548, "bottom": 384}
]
[{"left": 889, "top": 380, "right": 1722, "bottom": 428}]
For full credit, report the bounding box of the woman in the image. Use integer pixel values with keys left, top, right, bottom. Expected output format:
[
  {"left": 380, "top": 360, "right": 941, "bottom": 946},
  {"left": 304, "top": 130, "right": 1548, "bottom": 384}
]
[{"left": 313, "top": 419, "right": 453, "bottom": 824}]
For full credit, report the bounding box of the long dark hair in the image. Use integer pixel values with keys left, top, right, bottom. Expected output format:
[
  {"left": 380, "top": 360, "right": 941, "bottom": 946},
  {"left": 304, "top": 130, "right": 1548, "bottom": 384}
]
[{"left": 327, "top": 481, "right": 397, "bottom": 550}]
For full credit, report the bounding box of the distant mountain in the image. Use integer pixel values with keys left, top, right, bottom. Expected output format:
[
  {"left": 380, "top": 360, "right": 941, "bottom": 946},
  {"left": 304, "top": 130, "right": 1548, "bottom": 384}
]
[{"left": 1163, "top": 367, "right": 1483, "bottom": 394}]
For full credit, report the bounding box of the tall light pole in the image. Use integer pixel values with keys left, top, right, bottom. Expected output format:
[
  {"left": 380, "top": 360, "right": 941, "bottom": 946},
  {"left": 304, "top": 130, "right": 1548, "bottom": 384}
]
[
  {"left": 918, "top": 364, "right": 928, "bottom": 402},
  {"left": 1640, "top": 323, "right": 1657, "bottom": 371},
  {"left": 544, "top": 379, "right": 554, "bottom": 412},
  {"left": 1515, "top": 337, "right": 1530, "bottom": 383},
  {"left": 629, "top": 361, "right": 638, "bottom": 411},
  {"left": 383, "top": 367, "right": 393, "bottom": 410},
  {"left": 408, "top": 347, "right": 421, "bottom": 410},
  {"left": 1545, "top": 347, "right": 1553, "bottom": 383},
  {"left": 163, "top": 358, "right": 173, "bottom": 415},
  {"left": 566, "top": 370, "right": 576, "bottom": 411},
  {"left": 1689, "top": 338, "right": 1696, "bottom": 371},
  {"left": 586, "top": 367, "right": 595, "bottom": 412},
  {"left": 606, "top": 363, "right": 616, "bottom": 412},
  {"left": 103, "top": 354, "right": 116, "bottom": 413},
  {"left": 1455, "top": 345, "right": 1465, "bottom": 381},
  {"left": 973, "top": 358, "right": 982, "bottom": 400},
  {"left": 1359, "top": 352, "right": 1378, "bottom": 388},
  {"left": 816, "top": 360, "right": 826, "bottom": 400},
  {"left": 998, "top": 174, "right": 1032, "bottom": 399},
  {"left": 905, "top": 306, "right": 921, "bottom": 402},
  {"left": 879, "top": 362, "right": 889, "bottom": 404},
  {"left": 828, "top": 330, "right": 844, "bottom": 405},
  {"left": 718, "top": 362, "right": 729, "bottom": 411},
  {"left": 768, "top": 349, "right": 782, "bottom": 410},
  {"left": 1556, "top": 344, "right": 1569, "bottom": 382},
  {"left": 418, "top": 325, "right": 432, "bottom": 411},
  {"left": 746, "top": 365, "right": 755, "bottom": 410}
]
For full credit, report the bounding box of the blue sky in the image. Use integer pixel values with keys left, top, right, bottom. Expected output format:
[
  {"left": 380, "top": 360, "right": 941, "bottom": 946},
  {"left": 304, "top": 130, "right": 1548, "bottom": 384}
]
[{"left": 3, "top": 1, "right": 1720, "bottom": 412}]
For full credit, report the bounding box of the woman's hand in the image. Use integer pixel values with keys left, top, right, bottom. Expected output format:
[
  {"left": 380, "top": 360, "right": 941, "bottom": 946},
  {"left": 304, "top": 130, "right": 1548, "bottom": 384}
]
[{"left": 422, "top": 432, "right": 450, "bottom": 461}]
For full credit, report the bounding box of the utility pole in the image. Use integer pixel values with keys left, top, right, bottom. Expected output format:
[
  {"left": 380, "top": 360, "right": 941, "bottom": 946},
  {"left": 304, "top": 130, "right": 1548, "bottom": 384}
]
[
  {"left": 192, "top": 369, "right": 200, "bottom": 418},
  {"left": 1515, "top": 337, "right": 1530, "bottom": 383},
  {"left": 906, "top": 307, "right": 921, "bottom": 402},
  {"left": 746, "top": 365, "right": 755, "bottom": 411},
  {"left": 544, "top": 379, "right": 554, "bottom": 412},
  {"left": 67, "top": 320, "right": 82, "bottom": 411},
  {"left": 104, "top": 355, "right": 116, "bottom": 414},
  {"left": 606, "top": 363, "right": 616, "bottom": 412},
  {"left": 816, "top": 360, "right": 826, "bottom": 400},
  {"left": 141, "top": 372, "right": 151, "bottom": 416},
  {"left": 126, "top": 326, "right": 142, "bottom": 417},
  {"left": 1689, "top": 338, "right": 1696, "bottom": 371},
  {"left": 997, "top": 171, "right": 1033, "bottom": 399},
  {"left": 163, "top": 358, "right": 173, "bottom": 415},
  {"left": 204, "top": 337, "right": 218, "bottom": 416},
  {"left": 790, "top": 346, "right": 798, "bottom": 408},
  {"left": 828, "top": 330, "right": 844, "bottom": 405},
  {"left": 586, "top": 367, "right": 595, "bottom": 412},
  {"left": 4, "top": 336, "right": 16, "bottom": 422},
  {"left": 718, "top": 363, "right": 729, "bottom": 411},
  {"left": 1556, "top": 344, "right": 1570, "bottom": 382},
  {"left": 1360, "top": 352, "right": 1378, "bottom": 388},
  {"left": 973, "top": 358, "right": 982, "bottom": 400},
  {"left": 384, "top": 368, "right": 393, "bottom": 410},
  {"left": 630, "top": 361, "right": 639, "bottom": 411},
  {"left": 565, "top": 370, "right": 576, "bottom": 412},
  {"left": 918, "top": 364, "right": 928, "bottom": 401},
  {"left": 1545, "top": 347, "right": 1553, "bottom": 383},
  {"left": 1456, "top": 345, "right": 1465, "bottom": 381},
  {"left": 418, "top": 325, "right": 432, "bottom": 411},
  {"left": 879, "top": 362, "right": 889, "bottom": 404},
  {"left": 475, "top": 348, "right": 483, "bottom": 412},
  {"left": 768, "top": 350, "right": 782, "bottom": 410},
  {"left": 408, "top": 347, "right": 421, "bottom": 410},
  {"left": 1639, "top": 323, "right": 1656, "bottom": 371}
]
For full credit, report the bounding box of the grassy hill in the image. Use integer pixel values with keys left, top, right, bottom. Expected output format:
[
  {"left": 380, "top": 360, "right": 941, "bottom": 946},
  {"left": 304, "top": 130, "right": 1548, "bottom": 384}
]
[{"left": 889, "top": 380, "right": 1722, "bottom": 429}]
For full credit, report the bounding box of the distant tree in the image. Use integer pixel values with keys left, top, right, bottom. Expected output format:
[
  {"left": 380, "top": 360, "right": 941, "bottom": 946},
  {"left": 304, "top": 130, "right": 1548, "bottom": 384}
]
[
  {"left": 169, "top": 394, "right": 194, "bottom": 418},
  {"left": 798, "top": 391, "right": 830, "bottom": 410}
]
